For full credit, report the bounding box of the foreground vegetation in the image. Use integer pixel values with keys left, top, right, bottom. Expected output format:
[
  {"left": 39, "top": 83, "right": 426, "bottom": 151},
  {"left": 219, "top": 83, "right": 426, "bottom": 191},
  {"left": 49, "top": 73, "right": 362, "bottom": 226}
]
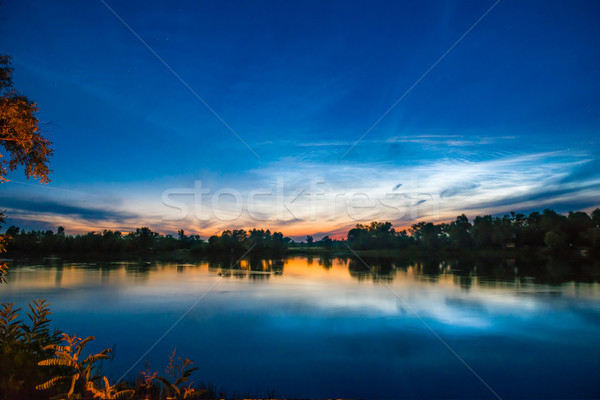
[{"left": 0, "top": 300, "right": 220, "bottom": 400}]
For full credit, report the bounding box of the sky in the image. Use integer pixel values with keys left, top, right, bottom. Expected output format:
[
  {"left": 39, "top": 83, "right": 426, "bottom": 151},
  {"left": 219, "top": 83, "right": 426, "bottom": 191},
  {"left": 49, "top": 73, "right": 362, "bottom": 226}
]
[{"left": 1, "top": 0, "right": 599, "bottom": 239}]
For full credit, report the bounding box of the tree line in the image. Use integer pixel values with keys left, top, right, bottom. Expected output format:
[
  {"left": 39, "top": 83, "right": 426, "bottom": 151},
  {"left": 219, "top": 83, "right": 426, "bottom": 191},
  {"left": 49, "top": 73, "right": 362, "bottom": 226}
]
[
  {"left": 2, "top": 208, "right": 600, "bottom": 258},
  {"left": 344, "top": 209, "right": 600, "bottom": 253},
  {"left": 1, "top": 225, "right": 292, "bottom": 258}
]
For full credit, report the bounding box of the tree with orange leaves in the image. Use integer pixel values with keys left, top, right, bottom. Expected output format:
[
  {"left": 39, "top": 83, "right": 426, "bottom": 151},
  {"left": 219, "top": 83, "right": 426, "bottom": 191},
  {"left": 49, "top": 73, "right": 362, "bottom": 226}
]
[{"left": 1, "top": 54, "right": 53, "bottom": 184}]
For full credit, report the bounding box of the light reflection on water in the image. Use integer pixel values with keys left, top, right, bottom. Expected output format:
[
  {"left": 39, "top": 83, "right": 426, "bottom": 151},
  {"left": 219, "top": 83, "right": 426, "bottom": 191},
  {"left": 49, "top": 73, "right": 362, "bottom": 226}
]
[{"left": 1, "top": 256, "right": 600, "bottom": 398}]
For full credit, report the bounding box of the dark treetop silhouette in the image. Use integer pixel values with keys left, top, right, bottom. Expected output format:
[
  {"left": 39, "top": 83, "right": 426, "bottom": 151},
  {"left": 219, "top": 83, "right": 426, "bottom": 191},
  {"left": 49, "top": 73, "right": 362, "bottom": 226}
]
[{"left": 3, "top": 208, "right": 600, "bottom": 259}]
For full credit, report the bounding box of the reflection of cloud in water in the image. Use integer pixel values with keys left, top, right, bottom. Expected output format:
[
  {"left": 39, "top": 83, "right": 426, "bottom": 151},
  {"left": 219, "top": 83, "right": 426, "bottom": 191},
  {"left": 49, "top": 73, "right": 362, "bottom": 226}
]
[{"left": 3, "top": 259, "right": 600, "bottom": 340}]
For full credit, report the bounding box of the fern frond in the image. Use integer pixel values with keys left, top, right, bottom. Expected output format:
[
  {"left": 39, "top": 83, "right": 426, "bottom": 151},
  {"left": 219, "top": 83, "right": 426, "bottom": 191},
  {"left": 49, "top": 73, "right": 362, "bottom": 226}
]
[
  {"left": 27, "top": 299, "right": 52, "bottom": 342},
  {"left": 78, "top": 335, "right": 96, "bottom": 349},
  {"left": 156, "top": 376, "right": 175, "bottom": 392},
  {"left": 0, "top": 262, "right": 8, "bottom": 284},
  {"left": 43, "top": 344, "right": 71, "bottom": 353},
  {"left": 173, "top": 386, "right": 182, "bottom": 398},
  {"left": 27, "top": 299, "right": 51, "bottom": 322},
  {"left": 0, "top": 303, "right": 24, "bottom": 340},
  {"left": 114, "top": 389, "right": 135, "bottom": 399},
  {"left": 86, "top": 380, "right": 102, "bottom": 396},
  {"left": 36, "top": 375, "right": 70, "bottom": 390},
  {"left": 38, "top": 357, "right": 77, "bottom": 367},
  {"left": 82, "top": 352, "right": 110, "bottom": 365}
]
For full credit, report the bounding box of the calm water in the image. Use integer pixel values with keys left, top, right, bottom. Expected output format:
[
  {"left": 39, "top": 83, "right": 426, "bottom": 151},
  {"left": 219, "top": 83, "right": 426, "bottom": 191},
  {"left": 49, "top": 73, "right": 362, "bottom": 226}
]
[{"left": 2, "top": 256, "right": 600, "bottom": 398}]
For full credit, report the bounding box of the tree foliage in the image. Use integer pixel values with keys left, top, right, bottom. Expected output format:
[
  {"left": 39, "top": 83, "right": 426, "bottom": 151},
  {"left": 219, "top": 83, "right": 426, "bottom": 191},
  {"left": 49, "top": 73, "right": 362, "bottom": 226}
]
[
  {"left": 0, "top": 54, "right": 53, "bottom": 183},
  {"left": 345, "top": 208, "right": 600, "bottom": 254}
]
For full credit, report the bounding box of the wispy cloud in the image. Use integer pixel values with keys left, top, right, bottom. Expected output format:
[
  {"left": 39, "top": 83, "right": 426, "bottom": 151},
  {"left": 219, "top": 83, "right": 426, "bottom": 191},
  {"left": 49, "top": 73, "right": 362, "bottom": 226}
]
[
  {"left": 3, "top": 149, "right": 598, "bottom": 239},
  {"left": 278, "top": 134, "right": 518, "bottom": 149}
]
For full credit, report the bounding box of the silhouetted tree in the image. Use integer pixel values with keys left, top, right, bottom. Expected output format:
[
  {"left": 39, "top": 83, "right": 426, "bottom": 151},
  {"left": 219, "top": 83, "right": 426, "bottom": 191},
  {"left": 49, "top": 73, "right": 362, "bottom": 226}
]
[
  {"left": 446, "top": 214, "right": 473, "bottom": 249},
  {"left": 592, "top": 208, "right": 600, "bottom": 227},
  {"left": 127, "top": 227, "right": 159, "bottom": 252},
  {"left": 411, "top": 222, "right": 444, "bottom": 249},
  {"left": 319, "top": 235, "right": 333, "bottom": 249},
  {"left": 564, "top": 211, "right": 593, "bottom": 247}
]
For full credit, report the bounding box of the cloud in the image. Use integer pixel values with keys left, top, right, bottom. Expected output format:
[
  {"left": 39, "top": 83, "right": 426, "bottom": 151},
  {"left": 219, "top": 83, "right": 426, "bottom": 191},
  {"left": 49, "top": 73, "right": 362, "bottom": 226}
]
[
  {"left": 296, "top": 140, "right": 354, "bottom": 147},
  {"left": 461, "top": 183, "right": 600, "bottom": 214},
  {"left": 384, "top": 135, "right": 517, "bottom": 147},
  {"left": 0, "top": 195, "right": 138, "bottom": 222},
  {"left": 2, "top": 149, "right": 598, "bottom": 237},
  {"left": 243, "top": 150, "right": 599, "bottom": 225},
  {"left": 440, "top": 182, "right": 481, "bottom": 198},
  {"left": 559, "top": 158, "right": 600, "bottom": 184},
  {"left": 279, "top": 134, "right": 518, "bottom": 153}
]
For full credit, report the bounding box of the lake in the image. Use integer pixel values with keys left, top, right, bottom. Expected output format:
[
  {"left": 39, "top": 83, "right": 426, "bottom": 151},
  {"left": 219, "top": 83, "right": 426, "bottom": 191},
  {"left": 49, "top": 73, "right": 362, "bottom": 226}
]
[{"left": 1, "top": 256, "right": 600, "bottom": 398}]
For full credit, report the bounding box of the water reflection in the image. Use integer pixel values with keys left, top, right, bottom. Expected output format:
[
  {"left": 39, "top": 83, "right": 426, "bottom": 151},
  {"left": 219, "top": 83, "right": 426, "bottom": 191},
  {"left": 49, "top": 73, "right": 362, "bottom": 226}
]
[
  {"left": 5, "top": 254, "right": 600, "bottom": 286},
  {"left": 1, "top": 256, "right": 599, "bottom": 398}
]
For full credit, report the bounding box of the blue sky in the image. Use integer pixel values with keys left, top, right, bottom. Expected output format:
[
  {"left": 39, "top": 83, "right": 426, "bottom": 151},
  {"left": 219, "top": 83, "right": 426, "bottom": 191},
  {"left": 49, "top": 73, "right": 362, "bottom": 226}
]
[{"left": 1, "top": 0, "right": 599, "bottom": 238}]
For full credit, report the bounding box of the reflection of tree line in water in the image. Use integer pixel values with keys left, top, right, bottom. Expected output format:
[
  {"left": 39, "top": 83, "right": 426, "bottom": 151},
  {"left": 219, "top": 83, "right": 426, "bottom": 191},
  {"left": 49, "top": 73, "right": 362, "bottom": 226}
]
[
  {"left": 8, "top": 253, "right": 600, "bottom": 287},
  {"left": 212, "top": 253, "right": 600, "bottom": 286},
  {"left": 346, "top": 254, "right": 600, "bottom": 286},
  {"left": 210, "top": 256, "right": 285, "bottom": 280}
]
